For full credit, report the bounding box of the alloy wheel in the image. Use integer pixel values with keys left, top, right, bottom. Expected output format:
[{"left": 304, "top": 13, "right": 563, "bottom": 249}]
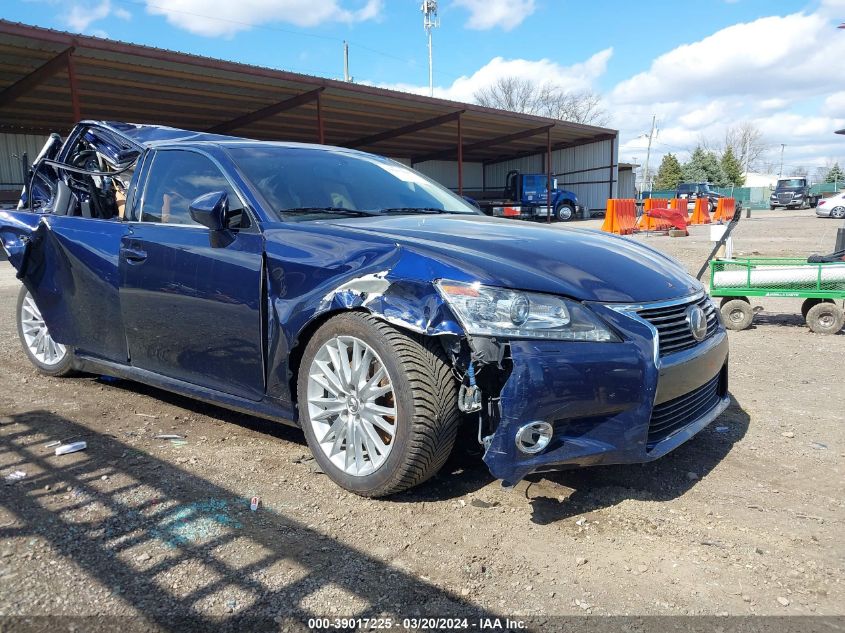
[
  {"left": 20, "top": 291, "right": 67, "bottom": 367},
  {"left": 306, "top": 336, "right": 397, "bottom": 477}
]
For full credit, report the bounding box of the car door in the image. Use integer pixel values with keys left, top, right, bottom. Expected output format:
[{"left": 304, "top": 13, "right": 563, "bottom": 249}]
[
  {"left": 1, "top": 210, "right": 130, "bottom": 363},
  {"left": 119, "top": 148, "right": 265, "bottom": 401}
]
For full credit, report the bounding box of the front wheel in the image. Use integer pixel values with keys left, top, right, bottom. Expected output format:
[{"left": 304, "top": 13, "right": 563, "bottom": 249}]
[
  {"left": 555, "top": 203, "right": 574, "bottom": 222},
  {"left": 297, "top": 312, "right": 460, "bottom": 497},
  {"left": 720, "top": 298, "right": 753, "bottom": 331},
  {"left": 16, "top": 286, "right": 75, "bottom": 376}
]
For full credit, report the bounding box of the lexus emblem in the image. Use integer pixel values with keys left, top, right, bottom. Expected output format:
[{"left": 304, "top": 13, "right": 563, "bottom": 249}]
[{"left": 685, "top": 305, "right": 708, "bottom": 342}]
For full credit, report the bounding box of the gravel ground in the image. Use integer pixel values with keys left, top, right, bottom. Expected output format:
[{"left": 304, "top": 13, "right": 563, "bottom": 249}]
[{"left": 0, "top": 209, "right": 843, "bottom": 627}]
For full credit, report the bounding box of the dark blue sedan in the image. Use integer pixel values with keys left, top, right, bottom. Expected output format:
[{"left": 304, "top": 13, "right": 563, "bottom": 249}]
[{"left": 0, "top": 122, "right": 730, "bottom": 496}]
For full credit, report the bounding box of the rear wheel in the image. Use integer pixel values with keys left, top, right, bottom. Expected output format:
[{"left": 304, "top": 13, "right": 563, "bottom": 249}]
[
  {"left": 720, "top": 298, "right": 753, "bottom": 331},
  {"left": 297, "top": 312, "right": 460, "bottom": 497},
  {"left": 831, "top": 206, "right": 845, "bottom": 219},
  {"left": 801, "top": 298, "right": 833, "bottom": 320},
  {"left": 16, "top": 286, "right": 75, "bottom": 376},
  {"left": 805, "top": 302, "right": 844, "bottom": 335}
]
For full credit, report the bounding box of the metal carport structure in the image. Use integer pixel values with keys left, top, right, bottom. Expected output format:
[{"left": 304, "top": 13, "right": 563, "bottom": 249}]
[{"left": 0, "top": 20, "right": 618, "bottom": 212}]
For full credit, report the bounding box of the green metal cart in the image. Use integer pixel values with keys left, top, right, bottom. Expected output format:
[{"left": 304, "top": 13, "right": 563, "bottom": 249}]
[{"left": 709, "top": 257, "right": 845, "bottom": 334}]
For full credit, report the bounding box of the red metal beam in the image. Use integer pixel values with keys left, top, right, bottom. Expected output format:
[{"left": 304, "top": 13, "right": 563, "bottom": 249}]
[
  {"left": 457, "top": 113, "right": 463, "bottom": 196},
  {"left": 482, "top": 133, "right": 616, "bottom": 166},
  {"left": 345, "top": 111, "right": 463, "bottom": 149},
  {"left": 67, "top": 50, "right": 81, "bottom": 122},
  {"left": 207, "top": 87, "right": 324, "bottom": 134},
  {"left": 413, "top": 124, "right": 553, "bottom": 163},
  {"left": 316, "top": 91, "right": 324, "bottom": 144},
  {"left": 546, "top": 128, "right": 551, "bottom": 223},
  {"left": 0, "top": 47, "right": 75, "bottom": 110}
]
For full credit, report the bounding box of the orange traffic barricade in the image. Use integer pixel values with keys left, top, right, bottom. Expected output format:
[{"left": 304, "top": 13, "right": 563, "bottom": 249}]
[
  {"left": 601, "top": 199, "right": 637, "bottom": 235},
  {"left": 669, "top": 197, "right": 689, "bottom": 219},
  {"left": 712, "top": 197, "right": 735, "bottom": 223},
  {"left": 638, "top": 198, "right": 673, "bottom": 231},
  {"left": 689, "top": 198, "right": 711, "bottom": 224}
]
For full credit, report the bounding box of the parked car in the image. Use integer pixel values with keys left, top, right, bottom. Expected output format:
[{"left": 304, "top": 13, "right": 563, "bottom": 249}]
[
  {"left": 815, "top": 192, "right": 845, "bottom": 219},
  {"left": 1, "top": 121, "right": 730, "bottom": 497},
  {"left": 770, "top": 177, "right": 819, "bottom": 210}
]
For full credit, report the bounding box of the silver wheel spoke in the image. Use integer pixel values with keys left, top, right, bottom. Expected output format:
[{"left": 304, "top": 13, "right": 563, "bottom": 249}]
[
  {"left": 307, "top": 335, "right": 396, "bottom": 478},
  {"left": 20, "top": 291, "right": 67, "bottom": 367}
]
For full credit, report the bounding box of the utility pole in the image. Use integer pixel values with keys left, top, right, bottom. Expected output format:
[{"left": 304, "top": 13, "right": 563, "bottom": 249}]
[
  {"left": 641, "top": 115, "right": 657, "bottom": 195},
  {"left": 742, "top": 135, "right": 751, "bottom": 182},
  {"left": 343, "top": 41, "right": 351, "bottom": 82},
  {"left": 779, "top": 144, "right": 786, "bottom": 178},
  {"left": 421, "top": 1, "right": 439, "bottom": 97}
]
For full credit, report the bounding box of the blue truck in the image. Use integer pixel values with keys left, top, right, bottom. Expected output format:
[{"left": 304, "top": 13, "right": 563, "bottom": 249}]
[{"left": 476, "top": 170, "right": 585, "bottom": 221}]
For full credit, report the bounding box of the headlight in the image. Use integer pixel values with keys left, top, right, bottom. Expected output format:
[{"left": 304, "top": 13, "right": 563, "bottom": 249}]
[{"left": 435, "top": 280, "right": 619, "bottom": 341}]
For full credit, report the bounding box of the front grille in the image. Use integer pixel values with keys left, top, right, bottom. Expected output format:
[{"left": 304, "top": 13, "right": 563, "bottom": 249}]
[
  {"left": 777, "top": 193, "right": 793, "bottom": 204},
  {"left": 636, "top": 294, "right": 718, "bottom": 356},
  {"left": 647, "top": 373, "right": 724, "bottom": 449}
]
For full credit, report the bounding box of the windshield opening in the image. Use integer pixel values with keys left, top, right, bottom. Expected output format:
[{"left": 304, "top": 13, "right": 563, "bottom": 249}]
[
  {"left": 777, "top": 179, "right": 804, "bottom": 188},
  {"left": 226, "top": 146, "right": 480, "bottom": 221}
]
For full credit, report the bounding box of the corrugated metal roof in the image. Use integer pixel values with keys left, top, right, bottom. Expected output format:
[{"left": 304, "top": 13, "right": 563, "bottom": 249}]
[{"left": 0, "top": 20, "right": 616, "bottom": 164}]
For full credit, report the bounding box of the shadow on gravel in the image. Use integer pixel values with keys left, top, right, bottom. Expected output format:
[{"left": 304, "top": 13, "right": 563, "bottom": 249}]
[
  {"left": 525, "top": 395, "right": 751, "bottom": 525},
  {"left": 0, "top": 410, "right": 501, "bottom": 631}
]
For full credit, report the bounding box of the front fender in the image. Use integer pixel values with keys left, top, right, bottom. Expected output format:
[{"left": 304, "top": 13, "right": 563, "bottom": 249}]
[{"left": 262, "top": 228, "right": 468, "bottom": 412}]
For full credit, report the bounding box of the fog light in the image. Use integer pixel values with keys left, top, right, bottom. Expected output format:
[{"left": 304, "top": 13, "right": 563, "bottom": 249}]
[{"left": 515, "top": 421, "right": 553, "bottom": 454}]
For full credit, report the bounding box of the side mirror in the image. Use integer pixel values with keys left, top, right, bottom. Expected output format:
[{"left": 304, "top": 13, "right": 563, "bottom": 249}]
[
  {"left": 552, "top": 178, "right": 558, "bottom": 190},
  {"left": 189, "top": 191, "right": 229, "bottom": 231}
]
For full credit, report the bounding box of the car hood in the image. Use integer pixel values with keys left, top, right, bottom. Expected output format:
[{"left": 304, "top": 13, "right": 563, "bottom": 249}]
[{"left": 325, "top": 214, "right": 701, "bottom": 303}]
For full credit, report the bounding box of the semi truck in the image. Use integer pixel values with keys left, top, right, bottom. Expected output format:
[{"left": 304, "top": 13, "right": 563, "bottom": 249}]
[
  {"left": 769, "top": 177, "right": 819, "bottom": 210},
  {"left": 475, "top": 170, "right": 585, "bottom": 222}
]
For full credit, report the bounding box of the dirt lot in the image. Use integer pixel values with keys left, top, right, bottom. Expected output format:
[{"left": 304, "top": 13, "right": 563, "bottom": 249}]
[{"left": 1, "top": 210, "right": 843, "bottom": 627}]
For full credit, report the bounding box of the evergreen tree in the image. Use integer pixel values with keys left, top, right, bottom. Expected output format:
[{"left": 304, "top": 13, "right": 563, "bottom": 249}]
[
  {"left": 682, "top": 146, "right": 726, "bottom": 186},
  {"left": 720, "top": 146, "right": 744, "bottom": 187},
  {"left": 654, "top": 153, "right": 683, "bottom": 190},
  {"left": 825, "top": 162, "right": 845, "bottom": 184}
]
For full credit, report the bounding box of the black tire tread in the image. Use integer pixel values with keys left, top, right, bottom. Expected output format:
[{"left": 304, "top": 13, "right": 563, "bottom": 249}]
[{"left": 300, "top": 312, "right": 460, "bottom": 497}]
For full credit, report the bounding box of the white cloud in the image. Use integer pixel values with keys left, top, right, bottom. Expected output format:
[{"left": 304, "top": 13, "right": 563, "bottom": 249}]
[
  {"left": 612, "top": 10, "right": 845, "bottom": 105},
  {"left": 143, "top": 0, "right": 383, "bottom": 37},
  {"left": 452, "top": 0, "right": 536, "bottom": 31},
  {"left": 609, "top": 4, "right": 845, "bottom": 172},
  {"left": 63, "top": 0, "right": 131, "bottom": 33},
  {"left": 822, "top": 92, "right": 845, "bottom": 116},
  {"left": 371, "top": 49, "right": 612, "bottom": 104}
]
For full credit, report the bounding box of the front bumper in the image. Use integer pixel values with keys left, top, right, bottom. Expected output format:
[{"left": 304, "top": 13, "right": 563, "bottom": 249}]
[{"left": 482, "top": 300, "right": 730, "bottom": 484}]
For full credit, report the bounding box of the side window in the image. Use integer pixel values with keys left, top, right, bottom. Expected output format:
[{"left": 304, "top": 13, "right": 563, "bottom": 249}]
[{"left": 140, "top": 150, "right": 245, "bottom": 226}]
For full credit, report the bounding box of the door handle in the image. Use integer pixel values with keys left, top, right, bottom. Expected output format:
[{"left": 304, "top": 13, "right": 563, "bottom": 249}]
[{"left": 121, "top": 246, "right": 148, "bottom": 264}]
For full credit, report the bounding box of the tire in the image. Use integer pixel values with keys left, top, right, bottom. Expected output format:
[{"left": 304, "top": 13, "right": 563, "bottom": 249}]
[
  {"left": 16, "top": 285, "right": 76, "bottom": 377},
  {"left": 831, "top": 206, "right": 845, "bottom": 220},
  {"left": 805, "top": 302, "right": 844, "bottom": 335},
  {"left": 720, "top": 299, "right": 753, "bottom": 331},
  {"left": 297, "top": 312, "right": 460, "bottom": 497},
  {"left": 770, "top": 205, "right": 776, "bottom": 210},
  {"left": 801, "top": 298, "right": 833, "bottom": 320},
  {"left": 555, "top": 203, "right": 574, "bottom": 222}
]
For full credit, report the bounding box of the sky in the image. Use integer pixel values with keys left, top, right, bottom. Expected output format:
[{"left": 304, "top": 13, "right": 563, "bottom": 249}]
[{"left": 3, "top": 0, "right": 844, "bottom": 177}]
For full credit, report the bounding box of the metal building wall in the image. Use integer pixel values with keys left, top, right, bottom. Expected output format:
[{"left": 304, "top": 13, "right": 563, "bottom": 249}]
[
  {"left": 412, "top": 160, "right": 484, "bottom": 190},
  {"left": 481, "top": 137, "right": 618, "bottom": 213},
  {"left": 618, "top": 168, "right": 635, "bottom": 199},
  {"left": 0, "top": 133, "right": 45, "bottom": 190}
]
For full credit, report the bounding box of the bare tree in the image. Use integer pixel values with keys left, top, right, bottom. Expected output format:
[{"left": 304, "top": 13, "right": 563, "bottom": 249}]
[
  {"left": 474, "top": 76, "right": 608, "bottom": 126},
  {"left": 723, "top": 122, "right": 768, "bottom": 171}
]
